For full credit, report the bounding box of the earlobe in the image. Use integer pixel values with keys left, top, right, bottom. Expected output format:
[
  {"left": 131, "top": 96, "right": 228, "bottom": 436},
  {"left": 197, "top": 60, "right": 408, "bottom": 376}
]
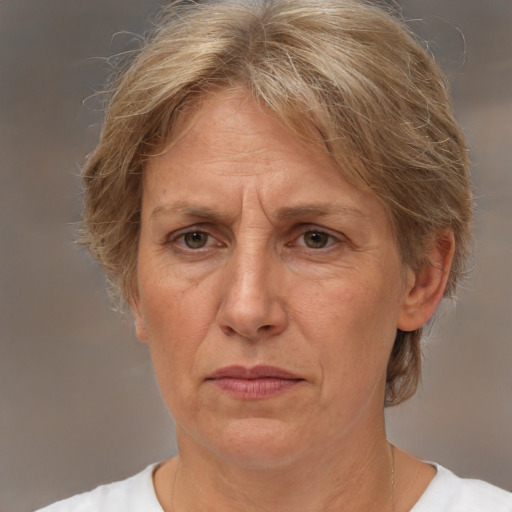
[
  {"left": 397, "top": 231, "right": 455, "bottom": 332},
  {"left": 134, "top": 316, "right": 149, "bottom": 343},
  {"left": 129, "top": 291, "right": 149, "bottom": 343}
]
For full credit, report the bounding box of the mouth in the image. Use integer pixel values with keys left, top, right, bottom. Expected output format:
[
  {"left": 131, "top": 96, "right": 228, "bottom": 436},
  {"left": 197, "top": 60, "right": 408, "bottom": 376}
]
[{"left": 206, "top": 365, "right": 304, "bottom": 399}]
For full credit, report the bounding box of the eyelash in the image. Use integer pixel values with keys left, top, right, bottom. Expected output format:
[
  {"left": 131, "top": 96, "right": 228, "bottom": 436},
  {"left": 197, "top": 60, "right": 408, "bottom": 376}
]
[
  {"left": 290, "top": 228, "right": 340, "bottom": 250},
  {"left": 166, "top": 228, "right": 222, "bottom": 252},
  {"left": 165, "top": 225, "right": 344, "bottom": 254}
]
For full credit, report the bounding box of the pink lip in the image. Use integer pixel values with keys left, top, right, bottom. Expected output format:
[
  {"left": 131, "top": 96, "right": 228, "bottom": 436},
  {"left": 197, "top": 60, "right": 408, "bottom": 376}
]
[{"left": 207, "top": 365, "right": 304, "bottom": 399}]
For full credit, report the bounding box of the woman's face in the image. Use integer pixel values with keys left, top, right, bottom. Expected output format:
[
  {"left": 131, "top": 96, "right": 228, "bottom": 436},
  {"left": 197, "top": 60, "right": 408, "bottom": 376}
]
[{"left": 133, "top": 89, "right": 416, "bottom": 468}]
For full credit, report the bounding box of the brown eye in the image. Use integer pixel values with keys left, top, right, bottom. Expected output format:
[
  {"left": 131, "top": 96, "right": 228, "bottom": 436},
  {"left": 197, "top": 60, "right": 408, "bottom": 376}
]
[
  {"left": 183, "top": 231, "right": 209, "bottom": 249},
  {"left": 303, "top": 231, "right": 330, "bottom": 249}
]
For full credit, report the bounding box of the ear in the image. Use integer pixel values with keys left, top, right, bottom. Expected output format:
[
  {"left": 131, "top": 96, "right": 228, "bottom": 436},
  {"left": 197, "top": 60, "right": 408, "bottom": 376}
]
[
  {"left": 129, "top": 289, "right": 149, "bottom": 344},
  {"left": 397, "top": 230, "right": 455, "bottom": 332}
]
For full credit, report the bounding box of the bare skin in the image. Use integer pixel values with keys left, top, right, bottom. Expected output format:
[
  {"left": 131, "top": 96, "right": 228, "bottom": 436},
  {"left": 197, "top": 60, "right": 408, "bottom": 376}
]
[
  {"left": 133, "top": 88, "right": 452, "bottom": 512},
  {"left": 153, "top": 449, "right": 437, "bottom": 512}
]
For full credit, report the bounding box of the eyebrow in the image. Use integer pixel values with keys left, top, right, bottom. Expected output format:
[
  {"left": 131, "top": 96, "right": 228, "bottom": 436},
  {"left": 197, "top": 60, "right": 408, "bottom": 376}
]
[
  {"left": 150, "top": 200, "right": 367, "bottom": 223},
  {"left": 276, "top": 203, "right": 367, "bottom": 220},
  {"left": 150, "top": 201, "right": 233, "bottom": 223}
]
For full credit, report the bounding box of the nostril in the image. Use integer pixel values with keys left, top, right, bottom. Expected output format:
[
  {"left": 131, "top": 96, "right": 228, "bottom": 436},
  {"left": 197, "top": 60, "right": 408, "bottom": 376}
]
[
  {"left": 220, "top": 325, "right": 236, "bottom": 336},
  {"left": 217, "top": 296, "right": 288, "bottom": 340}
]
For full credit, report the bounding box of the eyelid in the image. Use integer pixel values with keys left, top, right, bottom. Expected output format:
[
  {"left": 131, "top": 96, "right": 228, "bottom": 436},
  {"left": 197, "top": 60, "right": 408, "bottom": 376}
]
[
  {"left": 165, "top": 223, "right": 224, "bottom": 249},
  {"left": 288, "top": 224, "right": 345, "bottom": 248},
  {"left": 163, "top": 222, "right": 346, "bottom": 250}
]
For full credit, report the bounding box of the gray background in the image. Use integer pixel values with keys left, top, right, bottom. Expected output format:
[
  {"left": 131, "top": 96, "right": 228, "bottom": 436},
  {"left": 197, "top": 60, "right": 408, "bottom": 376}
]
[{"left": 0, "top": 1, "right": 510, "bottom": 511}]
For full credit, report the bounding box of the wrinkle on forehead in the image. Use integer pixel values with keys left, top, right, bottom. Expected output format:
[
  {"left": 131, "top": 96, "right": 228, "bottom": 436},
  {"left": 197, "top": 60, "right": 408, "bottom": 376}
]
[
  {"left": 149, "top": 87, "right": 330, "bottom": 175},
  {"left": 149, "top": 197, "right": 370, "bottom": 230},
  {"left": 143, "top": 88, "right": 381, "bottom": 234}
]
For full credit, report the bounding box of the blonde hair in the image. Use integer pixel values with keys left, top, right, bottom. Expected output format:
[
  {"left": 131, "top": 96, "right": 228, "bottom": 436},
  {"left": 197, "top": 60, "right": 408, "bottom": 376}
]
[{"left": 80, "top": 0, "right": 473, "bottom": 406}]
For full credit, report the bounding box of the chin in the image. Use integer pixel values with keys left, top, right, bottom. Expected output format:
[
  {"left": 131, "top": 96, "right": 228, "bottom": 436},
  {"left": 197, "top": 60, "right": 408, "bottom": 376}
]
[{"left": 192, "top": 417, "right": 311, "bottom": 470}]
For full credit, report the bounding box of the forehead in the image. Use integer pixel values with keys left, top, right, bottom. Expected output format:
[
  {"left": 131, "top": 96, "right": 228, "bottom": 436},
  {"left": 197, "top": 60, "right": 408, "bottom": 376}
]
[
  {"left": 156, "top": 88, "right": 328, "bottom": 171},
  {"left": 142, "top": 88, "right": 388, "bottom": 227}
]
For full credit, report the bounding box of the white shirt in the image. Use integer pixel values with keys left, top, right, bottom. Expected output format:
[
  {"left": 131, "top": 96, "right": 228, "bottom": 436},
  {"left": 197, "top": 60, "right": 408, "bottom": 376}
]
[{"left": 35, "top": 462, "right": 512, "bottom": 512}]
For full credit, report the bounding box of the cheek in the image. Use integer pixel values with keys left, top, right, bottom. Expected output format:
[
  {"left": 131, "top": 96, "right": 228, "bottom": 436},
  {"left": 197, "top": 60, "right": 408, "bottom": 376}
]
[
  {"left": 139, "top": 251, "right": 217, "bottom": 343},
  {"left": 291, "top": 275, "right": 399, "bottom": 393},
  {"left": 138, "top": 271, "right": 218, "bottom": 408}
]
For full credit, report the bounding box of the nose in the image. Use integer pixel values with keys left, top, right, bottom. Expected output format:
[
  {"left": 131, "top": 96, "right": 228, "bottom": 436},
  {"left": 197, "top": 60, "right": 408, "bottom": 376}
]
[{"left": 216, "top": 248, "right": 288, "bottom": 342}]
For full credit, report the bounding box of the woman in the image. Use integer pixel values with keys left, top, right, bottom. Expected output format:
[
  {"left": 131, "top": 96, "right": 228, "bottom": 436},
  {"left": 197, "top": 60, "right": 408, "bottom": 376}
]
[{"left": 37, "top": 0, "right": 511, "bottom": 511}]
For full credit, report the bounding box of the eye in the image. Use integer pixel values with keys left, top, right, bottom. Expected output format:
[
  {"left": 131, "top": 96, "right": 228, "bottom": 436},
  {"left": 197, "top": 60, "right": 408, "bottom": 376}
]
[
  {"left": 287, "top": 227, "right": 341, "bottom": 251},
  {"left": 182, "top": 231, "right": 210, "bottom": 249},
  {"left": 165, "top": 225, "right": 226, "bottom": 255},
  {"left": 302, "top": 230, "right": 332, "bottom": 249},
  {"left": 294, "top": 229, "right": 341, "bottom": 250}
]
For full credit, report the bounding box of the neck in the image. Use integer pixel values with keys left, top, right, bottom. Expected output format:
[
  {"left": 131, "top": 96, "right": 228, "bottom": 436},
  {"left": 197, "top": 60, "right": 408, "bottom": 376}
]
[{"left": 163, "top": 424, "right": 395, "bottom": 512}]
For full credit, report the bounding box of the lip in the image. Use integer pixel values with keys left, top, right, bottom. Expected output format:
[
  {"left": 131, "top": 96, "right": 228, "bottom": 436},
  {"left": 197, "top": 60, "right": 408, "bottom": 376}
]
[
  {"left": 208, "top": 365, "right": 301, "bottom": 380},
  {"left": 206, "top": 365, "right": 304, "bottom": 399}
]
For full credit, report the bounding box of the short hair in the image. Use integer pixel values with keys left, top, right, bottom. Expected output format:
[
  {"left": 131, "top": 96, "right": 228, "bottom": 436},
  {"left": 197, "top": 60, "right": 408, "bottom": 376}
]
[{"left": 79, "top": 0, "right": 473, "bottom": 406}]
